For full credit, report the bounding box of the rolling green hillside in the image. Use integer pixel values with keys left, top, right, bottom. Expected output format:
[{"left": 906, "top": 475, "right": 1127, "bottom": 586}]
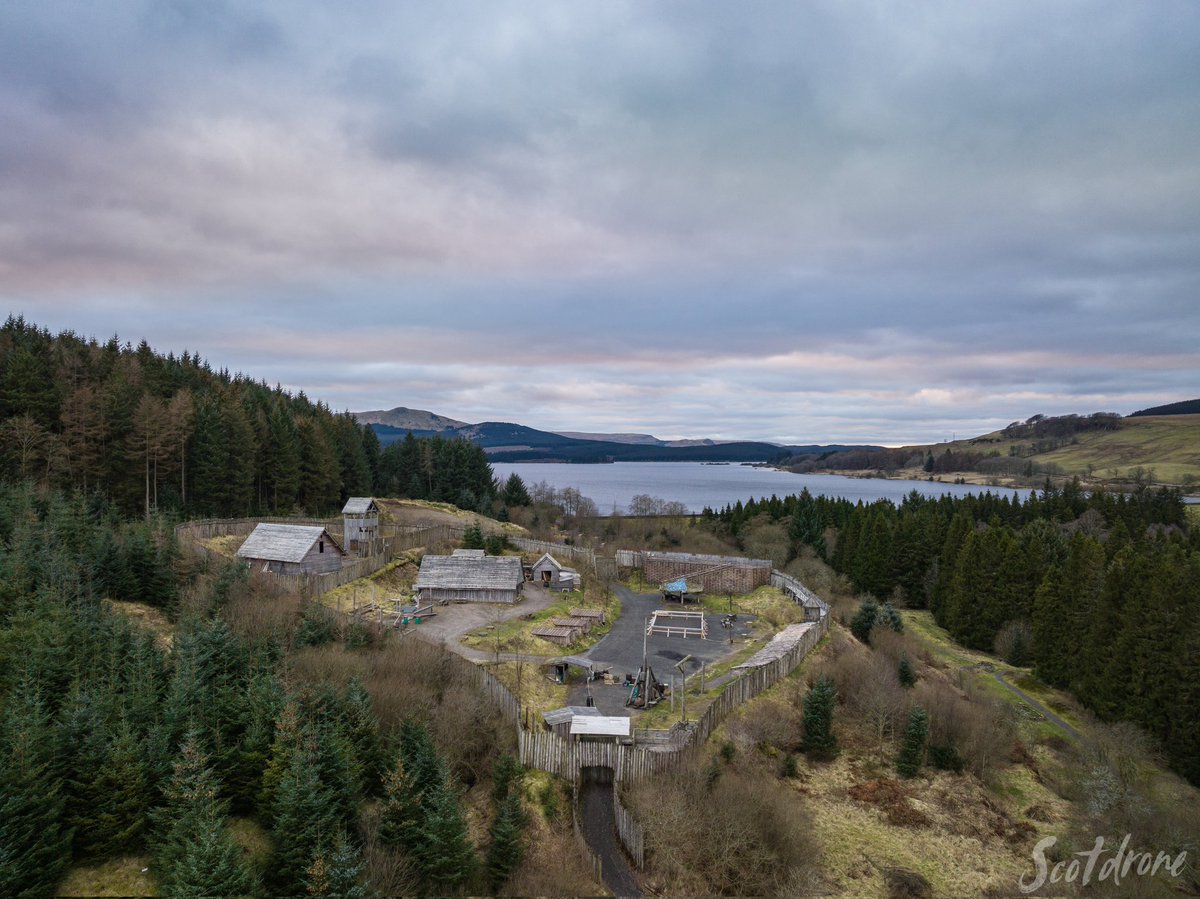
[
  {"left": 1029, "top": 414, "right": 1200, "bottom": 485},
  {"left": 818, "top": 414, "right": 1200, "bottom": 490}
]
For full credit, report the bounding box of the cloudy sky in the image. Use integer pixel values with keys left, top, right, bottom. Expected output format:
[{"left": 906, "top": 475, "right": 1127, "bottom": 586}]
[{"left": 4, "top": 1, "right": 1198, "bottom": 445}]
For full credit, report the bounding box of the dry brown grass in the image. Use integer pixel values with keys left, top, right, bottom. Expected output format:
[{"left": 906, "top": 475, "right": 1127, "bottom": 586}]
[
  {"left": 626, "top": 757, "right": 820, "bottom": 897},
  {"left": 56, "top": 856, "right": 157, "bottom": 897},
  {"left": 284, "top": 638, "right": 516, "bottom": 787},
  {"left": 103, "top": 599, "right": 175, "bottom": 649}
]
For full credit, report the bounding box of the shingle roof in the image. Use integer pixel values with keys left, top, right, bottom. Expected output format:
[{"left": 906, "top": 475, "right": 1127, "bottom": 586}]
[
  {"left": 644, "top": 551, "right": 772, "bottom": 568},
  {"left": 415, "top": 553, "right": 523, "bottom": 590},
  {"left": 732, "top": 623, "right": 817, "bottom": 671},
  {"left": 543, "top": 706, "right": 603, "bottom": 727},
  {"left": 570, "top": 716, "right": 631, "bottom": 737},
  {"left": 237, "top": 524, "right": 344, "bottom": 563},
  {"left": 341, "top": 497, "right": 378, "bottom": 514}
]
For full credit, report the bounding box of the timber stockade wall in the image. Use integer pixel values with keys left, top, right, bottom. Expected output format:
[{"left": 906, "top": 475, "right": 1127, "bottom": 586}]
[
  {"left": 614, "top": 789, "right": 646, "bottom": 870},
  {"left": 622, "top": 550, "right": 773, "bottom": 594}
]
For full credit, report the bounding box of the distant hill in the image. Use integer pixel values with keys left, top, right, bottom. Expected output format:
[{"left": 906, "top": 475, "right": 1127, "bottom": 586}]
[
  {"left": 553, "top": 430, "right": 731, "bottom": 447},
  {"left": 363, "top": 414, "right": 875, "bottom": 464},
  {"left": 354, "top": 406, "right": 467, "bottom": 431},
  {"left": 1130, "top": 398, "right": 1200, "bottom": 417},
  {"left": 802, "top": 411, "right": 1200, "bottom": 488}
]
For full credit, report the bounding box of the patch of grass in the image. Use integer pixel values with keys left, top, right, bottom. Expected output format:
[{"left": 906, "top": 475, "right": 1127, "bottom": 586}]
[
  {"left": 315, "top": 553, "right": 421, "bottom": 613},
  {"left": 201, "top": 533, "right": 246, "bottom": 557},
  {"left": 103, "top": 599, "right": 175, "bottom": 649},
  {"left": 228, "top": 816, "right": 272, "bottom": 868},
  {"left": 461, "top": 591, "right": 620, "bottom": 655},
  {"left": 486, "top": 659, "right": 570, "bottom": 720},
  {"left": 57, "top": 856, "right": 158, "bottom": 897},
  {"left": 377, "top": 498, "right": 528, "bottom": 535}
]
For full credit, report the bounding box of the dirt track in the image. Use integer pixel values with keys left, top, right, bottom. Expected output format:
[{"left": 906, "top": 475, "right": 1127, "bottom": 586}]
[{"left": 579, "top": 767, "right": 641, "bottom": 898}]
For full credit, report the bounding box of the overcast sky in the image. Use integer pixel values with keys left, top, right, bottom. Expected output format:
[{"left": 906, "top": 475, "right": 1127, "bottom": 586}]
[{"left": 4, "top": 1, "right": 1198, "bottom": 445}]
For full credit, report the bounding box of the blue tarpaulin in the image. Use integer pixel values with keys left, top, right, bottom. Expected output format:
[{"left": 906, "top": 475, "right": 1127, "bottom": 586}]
[{"left": 664, "top": 579, "right": 687, "bottom": 593}]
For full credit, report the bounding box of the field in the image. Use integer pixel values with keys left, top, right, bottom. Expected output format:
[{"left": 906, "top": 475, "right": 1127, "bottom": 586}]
[{"left": 1032, "top": 414, "right": 1200, "bottom": 485}]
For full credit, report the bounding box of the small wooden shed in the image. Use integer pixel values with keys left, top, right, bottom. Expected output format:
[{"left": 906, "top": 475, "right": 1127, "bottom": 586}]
[
  {"left": 532, "top": 625, "right": 578, "bottom": 647},
  {"left": 237, "top": 524, "right": 346, "bottom": 575},
  {"left": 415, "top": 549, "right": 524, "bottom": 604},
  {"left": 542, "top": 705, "right": 602, "bottom": 738},
  {"left": 341, "top": 497, "right": 380, "bottom": 553},
  {"left": 530, "top": 552, "right": 581, "bottom": 592},
  {"left": 570, "top": 715, "right": 632, "bottom": 744}
]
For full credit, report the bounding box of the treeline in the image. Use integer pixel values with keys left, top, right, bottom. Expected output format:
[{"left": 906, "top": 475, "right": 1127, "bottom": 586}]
[
  {"left": 0, "top": 317, "right": 499, "bottom": 517},
  {"left": 0, "top": 482, "right": 524, "bottom": 896},
  {"left": 704, "top": 484, "right": 1200, "bottom": 785}
]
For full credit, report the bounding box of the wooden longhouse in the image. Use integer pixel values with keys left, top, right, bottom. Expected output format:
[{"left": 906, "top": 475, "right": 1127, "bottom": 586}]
[
  {"left": 341, "top": 497, "right": 380, "bottom": 553},
  {"left": 237, "top": 524, "right": 347, "bottom": 575},
  {"left": 414, "top": 549, "right": 524, "bottom": 604}
]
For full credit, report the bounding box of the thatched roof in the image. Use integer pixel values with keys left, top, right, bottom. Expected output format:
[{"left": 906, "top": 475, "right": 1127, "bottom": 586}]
[
  {"left": 342, "top": 497, "right": 378, "bottom": 515},
  {"left": 237, "top": 524, "right": 344, "bottom": 563},
  {"left": 415, "top": 552, "right": 522, "bottom": 591}
]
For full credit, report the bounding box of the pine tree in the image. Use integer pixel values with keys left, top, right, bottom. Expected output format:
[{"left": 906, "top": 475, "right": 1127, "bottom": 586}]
[
  {"left": 378, "top": 756, "right": 424, "bottom": 851},
  {"left": 898, "top": 653, "right": 916, "bottom": 688},
  {"left": 267, "top": 749, "right": 339, "bottom": 896},
  {"left": 0, "top": 681, "right": 72, "bottom": 897},
  {"left": 486, "top": 791, "right": 525, "bottom": 891},
  {"left": 896, "top": 706, "right": 928, "bottom": 778},
  {"left": 167, "top": 806, "right": 257, "bottom": 899},
  {"left": 149, "top": 731, "right": 232, "bottom": 896},
  {"left": 342, "top": 678, "right": 384, "bottom": 797},
  {"left": 491, "top": 754, "right": 523, "bottom": 808},
  {"left": 419, "top": 776, "right": 476, "bottom": 891},
  {"left": 850, "top": 599, "right": 878, "bottom": 644},
  {"left": 800, "top": 676, "right": 838, "bottom": 760},
  {"left": 304, "top": 830, "right": 367, "bottom": 899},
  {"left": 74, "top": 718, "right": 151, "bottom": 857}
]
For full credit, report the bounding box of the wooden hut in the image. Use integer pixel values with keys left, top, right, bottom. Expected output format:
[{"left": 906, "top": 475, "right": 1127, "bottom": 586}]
[
  {"left": 570, "top": 715, "right": 632, "bottom": 744},
  {"left": 237, "top": 524, "right": 346, "bottom": 575},
  {"left": 532, "top": 625, "right": 577, "bottom": 647},
  {"left": 552, "top": 616, "right": 592, "bottom": 636},
  {"left": 570, "top": 608, "right": 606, "bottom": 626},
  {"left": 530, "top": 552, "right": 581, "bottom": 592},
  {"left": 341, "top": 497, "right": 379, "bottom": 553},
  {"left": 542, "top": 705, "right": 602, "bottom": 738},
  {"left": 414, "top": 549, "right": 524, "bottom": 604}
]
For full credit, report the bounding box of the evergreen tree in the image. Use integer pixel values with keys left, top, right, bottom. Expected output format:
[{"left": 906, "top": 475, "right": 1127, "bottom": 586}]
[
  {"left": 800, "top": 676, "right": 838, "bottom": 760},
  {"left": 503, "top": 473, "right": 531, "bottom": 507},
  {"left": 898, "top": 653, "right": 916, "bottom": 688},
  {"left": 267, "top": 749, "right": 340, "bottom": 896},
  {"left": 73, "top": 718, "right": 151, "bottom": 857},
  {"left": 167, "top": 806, "right": 257, "bottom": 899},
  {"left": 304, "top": 829, "right": 367, "bottom": 899},
  {"left": 377, "top": 756, "right": 424, "bottom": 851},
  {"left": 849, "top": 599, "right": 878, "bottom": 644},
  {"left": 896, "top": 706, "right": 928, "bottom": 778},
  {"left": 486, "top": 791, "right": 525, "bottom": 891},
  {"left": 0, "top": 681, "right": 72, "bottom": 897},
  {"left": 419, "top": 776, "right": 475, "bottom": 891}
]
